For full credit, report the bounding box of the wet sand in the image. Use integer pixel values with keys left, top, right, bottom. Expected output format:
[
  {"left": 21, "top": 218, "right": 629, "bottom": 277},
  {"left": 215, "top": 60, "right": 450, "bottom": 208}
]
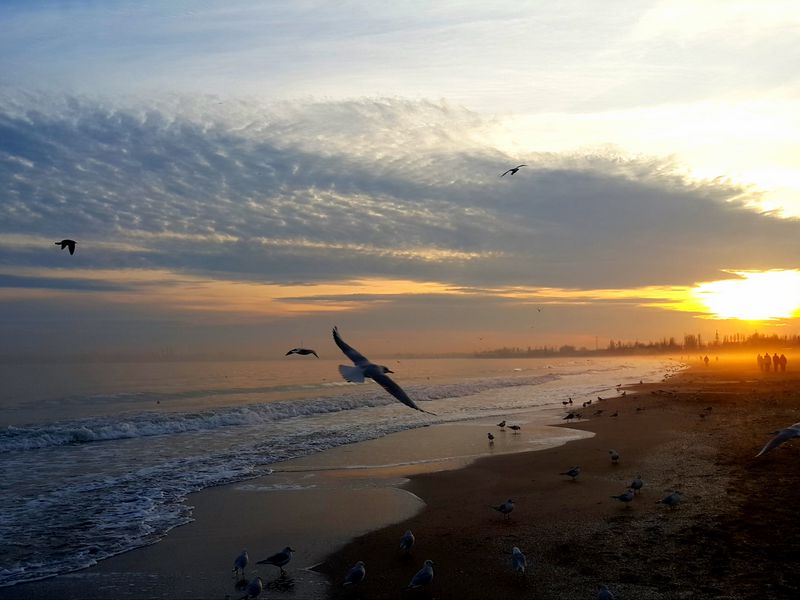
[
  {"left": 2, "top": 409, "right": 589, "bottom": 599},
  {"left": 319, "top": 357, "right": 800, "bottom": 599}
]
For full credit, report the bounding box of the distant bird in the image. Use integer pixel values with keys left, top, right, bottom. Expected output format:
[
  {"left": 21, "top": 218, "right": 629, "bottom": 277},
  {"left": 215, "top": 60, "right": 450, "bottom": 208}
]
[
  {"left": 487, "top": 432, "right": 495, "bottom": 443},
  {"left": 610, "top": 411, "right": 619, "bottom": 417},
  {"left": 593, "top": 409, "right": 604, "bottom": 416},
  {"left": 240, "top": 576, "right": 263, "bottom": 599},
  {"left": 256, "top": 546, "right": 295, "bottom": 575},
  {"left": 343, "top": 561, "right": 366, "bottom": 586},
  {"left": 563, "top": 412, "right": 577, "bottom": 421},
  {"left": 597, "top": 584, "right": 615, "bottom": 600},
  {"left": 656, "top": 491, "right": 682, "bottom": 509},
  {"left": 536, "top": 307, "right": 543, "bottom": 312},
  {"left": 562, "top": 400, "right": 570, "bottom": 406},
  {"left": 233, "top": 549, "right": 249, "bottom": 580},
  {"left": 609, "top": 449, "right": 620, "bottom": 464},
  {"left": 610, "top": 489, "right": 635, "bottom": 507},
  {"left": 560, "top": 466, "right": 581, "bottom": 480},
  {"left": 55, "top": 239, "right": 76, "bottom": 255},
  {"left": 756, "top": 422, "right": 800, "bottom": 457},
  {"left": 500, "top": 164, "right": 527, "bottom": 177},
  {"left": 497, "top": 420, "right": 506, "bottom": 429},
  {"left": 629, "top": 475, "right": 643, "bottom": 494},
  {"left": 511, "top": 546, "right": 527, "bottom": 575},
  {"left": 568, "top": 398, "right": 573, "bottom": 405},
  {"left": 399, "top": 530, "right": 415, "bottom": 554},
  {"left": 285, "top": 347, "right": 319, "bottom": 358},
  {"left": 490, "top": 498, "right": 515, "bottom": 519},
  {"left": 333, "top": 327, "right": 435, "bottom": 415},
  {"left": 508, "top": 424, "right": 521, "bottom": 434},
  {"left": 405, "top": 559, "right": 434, "bottom": 590}
]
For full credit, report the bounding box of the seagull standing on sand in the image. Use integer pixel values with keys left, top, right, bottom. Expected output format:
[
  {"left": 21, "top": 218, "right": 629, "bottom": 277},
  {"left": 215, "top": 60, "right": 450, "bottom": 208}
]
[
  {"left": 560, "top": 466, "right": 581, "bottom": 480},
  {"left": 497, "top": 420, "right": 506, "bottom": 429},
  {"left": 490, "top": 498, "right": 515, "bottom": 519},
  {"left": 508, "top": 424, "right": 521, "bottom": 434},
  {"left": 656, "top": 491, "right": 682, "bottom": 509},
  {"left": 511, "top": 546, "right": 527, "bottom": 574},
  {"left": 240, "top": 576, "right": 263, "bottom": 599},
  {"left": 285, "top": 347, "right": 319, "bottom": 358},
  {"left": 55, "top": 239, "right": 76, "bottom": 255},
  {"left": 343, "top": 561, "right": 366, "bottom": 586},
  {"left": 609, "top": 449, "right": 620, "bottom": 464},
  {"left": 611, "top": 489, "right": 635, "bottom": 507},
  {"left": 629, "top": 475, "right": 643, "bottom": 494},
  {"left": 487, "top": 432, "right": 495, "bottom": 443},
  {"left": 332, "top": 327, "right": 436, "bottom": 415},
  {"left": 400, "top": 530, "right": 415, "bottom": 554},
  {"left": 405, "top": 559, "right": 434, "bottom": 589},
  {"left": 500, "top": 164, "right": 527, "bottom": 177},
  {"left": 756, "top": 422, "right": 800, "bottom": 457},
  {"left": 233, "top": 550, "right": 248, "bottom": 580},
  {"left": 256, "top": 546, "right": 295, "bottom": 575}
]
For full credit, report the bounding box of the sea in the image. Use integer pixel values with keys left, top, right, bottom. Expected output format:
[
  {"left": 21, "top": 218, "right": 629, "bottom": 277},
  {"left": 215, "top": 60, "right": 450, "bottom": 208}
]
[{"left": 0, "top": 355, "right": 680, "bottom": 588}]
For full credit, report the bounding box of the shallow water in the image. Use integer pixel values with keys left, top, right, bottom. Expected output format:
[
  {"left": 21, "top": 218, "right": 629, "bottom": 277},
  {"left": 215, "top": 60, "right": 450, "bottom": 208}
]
[{"left": 0, "top": 356, "right": 677, "bottom": 587}]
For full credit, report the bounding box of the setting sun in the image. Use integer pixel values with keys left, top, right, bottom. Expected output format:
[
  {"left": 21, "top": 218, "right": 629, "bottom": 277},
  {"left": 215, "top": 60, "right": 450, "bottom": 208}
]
[{"left": 692, "top": 270, "right": 800, "bottom": 321}]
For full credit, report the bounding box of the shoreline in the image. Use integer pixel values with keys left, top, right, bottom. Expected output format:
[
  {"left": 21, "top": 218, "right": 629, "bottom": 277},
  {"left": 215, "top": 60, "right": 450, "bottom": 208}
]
[
  {"left": 317, "top": 358, "right": 800, "bottom": 599},
  {"left": 1, "top": 400, "right": 597, "bottom": 599}
]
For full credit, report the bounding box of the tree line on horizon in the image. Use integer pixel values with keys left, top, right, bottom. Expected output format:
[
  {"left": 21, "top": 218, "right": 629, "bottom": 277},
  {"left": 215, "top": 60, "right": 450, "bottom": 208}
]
[{"left": 476, "top": 332, "right": 800, "bottom": 358}]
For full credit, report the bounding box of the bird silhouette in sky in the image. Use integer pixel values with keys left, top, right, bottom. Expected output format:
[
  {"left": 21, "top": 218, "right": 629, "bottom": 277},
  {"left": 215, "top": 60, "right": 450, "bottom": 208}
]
[
  {"left": 500, "top": 164, "right": 526, "bottom": 177},
  {"left": 55, "top": 239, "right": 76, "bottom": 255}
]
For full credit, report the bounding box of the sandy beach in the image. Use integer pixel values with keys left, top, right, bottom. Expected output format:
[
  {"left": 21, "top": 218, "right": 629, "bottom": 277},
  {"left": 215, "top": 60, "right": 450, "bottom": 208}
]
[
  {"left": 6, "top": 355, "right": 800, "bottom": 599},
  {"left": 318, "top": 356, "right": 800, "bottom": 599}
]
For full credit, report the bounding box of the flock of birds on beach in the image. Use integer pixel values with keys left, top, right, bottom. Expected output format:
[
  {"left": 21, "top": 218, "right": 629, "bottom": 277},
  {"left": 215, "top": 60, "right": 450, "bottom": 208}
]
[{"left": 49, "top": 163, "right": 800, "bottom": 600}]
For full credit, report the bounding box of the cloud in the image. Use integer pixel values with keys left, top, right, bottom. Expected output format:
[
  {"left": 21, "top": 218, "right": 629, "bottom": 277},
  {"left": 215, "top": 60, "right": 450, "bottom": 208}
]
[{"left": 1, "top": 93, "right": 798, "bottom": 300}]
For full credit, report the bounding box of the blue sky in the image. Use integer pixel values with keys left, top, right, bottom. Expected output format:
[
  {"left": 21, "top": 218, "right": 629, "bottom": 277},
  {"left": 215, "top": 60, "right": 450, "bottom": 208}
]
[{"left": 1, "top": 1, "right": 799, "bottom": 357}]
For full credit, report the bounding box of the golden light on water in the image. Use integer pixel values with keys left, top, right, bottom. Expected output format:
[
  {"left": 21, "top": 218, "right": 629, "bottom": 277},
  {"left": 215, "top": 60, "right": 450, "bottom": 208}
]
[{"left": 692, "top": 270, "right": 800, "bottom": 321}]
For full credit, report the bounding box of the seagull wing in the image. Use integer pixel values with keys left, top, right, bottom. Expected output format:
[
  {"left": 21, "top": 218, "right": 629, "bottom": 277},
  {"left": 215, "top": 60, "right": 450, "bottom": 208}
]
[
  {"left": 409, "top": 566, "right": 433, "bottom": 587},
  {"left": 756, "top": 427, "right": 800, "bottom": 457},
  {"left": 68, "top": 241, "right": 75, "bottom": 255},
  {"left": 311, "top": 350, "right": 319, "bottom": 358},
  {"left": 500, "top": 169, "right": 512, "bottom": 177},
  {"left": 372, "top": 371, "right": 435, "bottom": 415},
  {"left": 332, "top": 327, "right": 369, "bottom": 366},
  {"left": 257, "top": 550, "right": 286, "bottom": 565}
]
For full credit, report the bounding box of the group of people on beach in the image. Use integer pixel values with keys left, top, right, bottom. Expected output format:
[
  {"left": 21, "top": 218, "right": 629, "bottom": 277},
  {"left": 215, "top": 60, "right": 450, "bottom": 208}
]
[{"left": 757, "top": 352, "right": 788, "bottom": 372}]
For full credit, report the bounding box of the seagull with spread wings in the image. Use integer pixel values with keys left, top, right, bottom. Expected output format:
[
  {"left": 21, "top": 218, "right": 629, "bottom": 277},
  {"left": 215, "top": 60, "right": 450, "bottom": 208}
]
[
  {"left": 332, "top": 326, "right": 436, "bottom": 415},
  {"left": 500, "top": 164, "right": 526, "bottom": 177},
  {"left": 55, "top": 239, "right": 77, "bottom": 255}
]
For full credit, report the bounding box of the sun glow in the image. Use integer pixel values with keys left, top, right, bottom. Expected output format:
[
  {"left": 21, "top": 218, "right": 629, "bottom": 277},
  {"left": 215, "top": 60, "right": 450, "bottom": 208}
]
[{"left": 692, "top": 270, "right": 800, "bottom": 321}]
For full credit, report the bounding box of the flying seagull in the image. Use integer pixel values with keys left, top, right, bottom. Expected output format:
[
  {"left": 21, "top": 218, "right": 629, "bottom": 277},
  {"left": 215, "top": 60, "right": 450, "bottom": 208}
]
[
  {"left": 55, "top": 239, "right": 76, "bottom": 255},
  {"left": 285, "top": 347, "right": 319, "bottom": 358},
  {"left": 332, "top": 326, "right": 435, "bottom": 415},
  {"left": 500, "top": 164, "right": 527, "bottom": 177},
  {"left": 756, "top": 422, "right": 800, "bottom": 457},
  {"left": 256, "top": 546, "right": 295, "bottom": 575},
  {"left": 343, "top": 561, "right": 366, "bottom": 586}
]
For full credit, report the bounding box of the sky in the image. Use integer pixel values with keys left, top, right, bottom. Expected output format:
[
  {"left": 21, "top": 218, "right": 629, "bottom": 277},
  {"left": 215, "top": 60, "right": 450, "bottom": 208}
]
[{"left": 1, "top": 0, "right": 800, "bottom": 358}]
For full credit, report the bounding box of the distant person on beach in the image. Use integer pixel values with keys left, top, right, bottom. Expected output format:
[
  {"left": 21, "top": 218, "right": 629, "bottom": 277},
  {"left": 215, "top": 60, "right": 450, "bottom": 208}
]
[
  {"left": 757, "top": 354, "right": 764, "bottom": 371},
  {"left": 703, "top": 355, "right": 709, "bottom": 367},
  {"left": 773, "top": 353, "right": 780, "bottom": 372},
  {"left": 780, "top": 354, "right": 787, "bottom": 372},
  {"left": 764, "top": 354, "right": 771, "bottom": 372}
]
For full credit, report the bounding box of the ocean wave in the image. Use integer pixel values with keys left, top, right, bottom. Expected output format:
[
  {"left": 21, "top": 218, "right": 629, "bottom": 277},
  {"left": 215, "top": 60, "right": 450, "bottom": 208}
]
[{"left": 0, "top": 373, "right": 559, "bottom": 453}]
